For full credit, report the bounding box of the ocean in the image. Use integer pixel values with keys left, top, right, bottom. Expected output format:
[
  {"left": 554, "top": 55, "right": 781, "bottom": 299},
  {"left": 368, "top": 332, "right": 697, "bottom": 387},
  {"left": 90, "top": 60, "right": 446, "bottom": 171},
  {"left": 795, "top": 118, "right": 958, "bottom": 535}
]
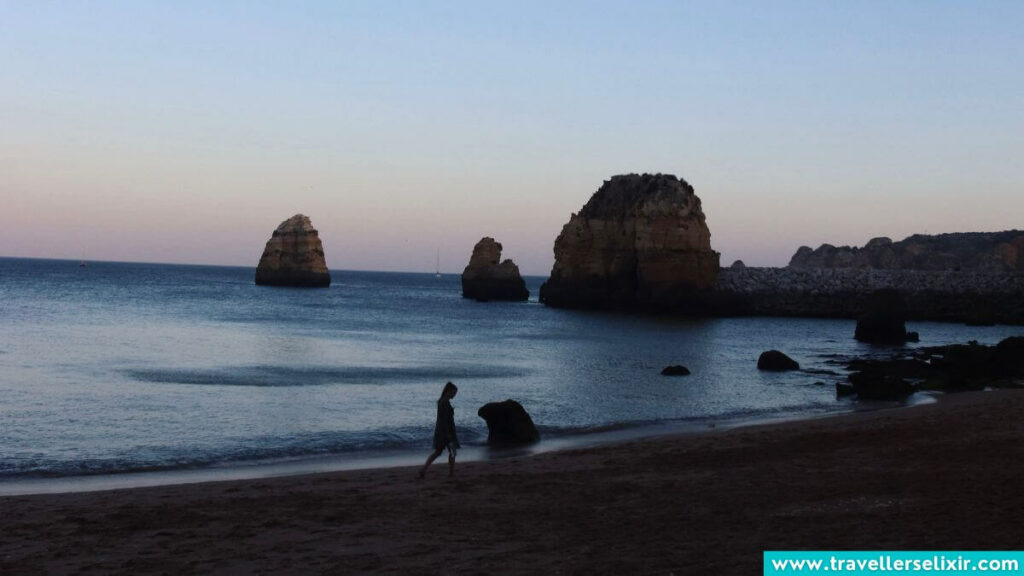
[{"left": 1, "top": 257, "right": 1019, "bottom": 492}]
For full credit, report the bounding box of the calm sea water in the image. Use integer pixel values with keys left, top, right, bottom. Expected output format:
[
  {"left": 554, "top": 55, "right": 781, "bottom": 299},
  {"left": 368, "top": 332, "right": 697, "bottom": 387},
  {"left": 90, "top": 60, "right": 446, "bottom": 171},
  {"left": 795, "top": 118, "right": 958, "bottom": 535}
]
[{"left": 1, "top": 257, "right": 1020, "bottom": 483}]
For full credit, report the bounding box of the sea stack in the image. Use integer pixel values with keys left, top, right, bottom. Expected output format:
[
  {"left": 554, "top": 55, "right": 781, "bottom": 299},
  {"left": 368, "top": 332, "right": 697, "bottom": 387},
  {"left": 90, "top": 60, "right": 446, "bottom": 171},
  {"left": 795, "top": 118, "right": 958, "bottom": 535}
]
[
  {"left": 255, "top": 214, "right": 331, "bottom": 287},
  {"left": 854, "top": 289, "right": 911, "bottom": 344},
  {"left": 540, "top": 173, "right": 719, "bottom": 310},
  {"left": 461, "top": 237, "right": 529, "bottom": 301}
]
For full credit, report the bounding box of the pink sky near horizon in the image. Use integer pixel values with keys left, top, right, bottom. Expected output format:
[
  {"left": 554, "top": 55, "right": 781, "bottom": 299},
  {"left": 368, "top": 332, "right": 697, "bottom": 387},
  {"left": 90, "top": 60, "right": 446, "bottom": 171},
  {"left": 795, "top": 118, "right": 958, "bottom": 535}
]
[{"left": 2, "top": 2, "right": 1021, "bottom": 276}]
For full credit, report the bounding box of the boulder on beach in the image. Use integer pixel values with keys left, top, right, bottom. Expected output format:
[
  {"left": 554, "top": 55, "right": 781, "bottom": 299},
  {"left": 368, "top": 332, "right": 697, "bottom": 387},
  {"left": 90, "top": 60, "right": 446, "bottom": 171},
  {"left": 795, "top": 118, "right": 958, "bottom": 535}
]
[
  {"left": 461, "top": 237, "right": 529, "bottom": 302},
  {"left": 757, "top": 350, "right": 800, "bottom": 371},
  {"left": 255, "top": 214, "right": 331, "bottom": 287},
  {"left": 539, "top": 173, "right": 720, "bottom": 311},
  {"left": 477, "top": 399, "right": 540, "bottom": 445},
  {"left": 661, "top": 365, "right": 691, "bottom": 376},
  {"left": 854, "top": 289, "right": 911, "bottom": 344}
]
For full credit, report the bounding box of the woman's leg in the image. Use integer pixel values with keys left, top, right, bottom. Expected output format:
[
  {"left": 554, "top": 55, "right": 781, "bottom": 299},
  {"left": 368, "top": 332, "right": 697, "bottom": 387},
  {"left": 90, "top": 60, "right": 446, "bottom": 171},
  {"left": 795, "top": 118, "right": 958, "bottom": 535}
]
[
  {"left": 419, "top": 449, "right": 443, "bottom": 477},
  {"left": 448, "top": 451, "right": 455, "bottom": 477}
]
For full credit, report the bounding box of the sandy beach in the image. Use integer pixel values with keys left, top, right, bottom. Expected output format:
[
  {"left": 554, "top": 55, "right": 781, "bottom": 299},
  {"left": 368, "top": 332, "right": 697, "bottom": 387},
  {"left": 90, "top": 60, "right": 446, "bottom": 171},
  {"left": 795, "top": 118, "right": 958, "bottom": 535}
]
[{"left": 2, "top": 390, "right": 1022, "bottom": 575}]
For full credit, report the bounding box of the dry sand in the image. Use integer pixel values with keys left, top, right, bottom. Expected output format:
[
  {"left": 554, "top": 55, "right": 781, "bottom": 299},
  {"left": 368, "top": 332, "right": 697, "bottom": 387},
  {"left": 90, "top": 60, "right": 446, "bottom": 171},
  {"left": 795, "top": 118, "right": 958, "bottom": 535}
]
[{"left": 2, "top": 390, "right": 1022, "bottom": 575}]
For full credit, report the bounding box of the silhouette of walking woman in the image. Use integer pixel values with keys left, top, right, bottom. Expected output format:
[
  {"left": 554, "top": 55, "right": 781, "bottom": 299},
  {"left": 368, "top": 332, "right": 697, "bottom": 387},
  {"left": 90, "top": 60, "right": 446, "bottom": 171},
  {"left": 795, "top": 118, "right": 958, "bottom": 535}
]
[{"left": 419, "top": 382, "right": 460, "bottom": 478}]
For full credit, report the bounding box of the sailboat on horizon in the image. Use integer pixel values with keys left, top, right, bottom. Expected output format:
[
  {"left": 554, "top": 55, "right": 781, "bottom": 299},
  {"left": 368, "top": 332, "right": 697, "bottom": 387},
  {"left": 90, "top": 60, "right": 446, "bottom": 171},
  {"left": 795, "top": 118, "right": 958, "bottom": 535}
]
[{"left": 435, "top": 248, "right": 442, "bottom": 278}]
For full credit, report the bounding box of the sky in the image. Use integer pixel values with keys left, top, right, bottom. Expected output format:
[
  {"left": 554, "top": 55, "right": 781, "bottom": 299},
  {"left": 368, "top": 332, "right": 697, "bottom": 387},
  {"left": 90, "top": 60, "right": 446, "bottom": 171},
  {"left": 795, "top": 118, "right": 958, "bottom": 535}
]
[{"left": 2, "top": 1, "right": 1021, "bottom": 275}]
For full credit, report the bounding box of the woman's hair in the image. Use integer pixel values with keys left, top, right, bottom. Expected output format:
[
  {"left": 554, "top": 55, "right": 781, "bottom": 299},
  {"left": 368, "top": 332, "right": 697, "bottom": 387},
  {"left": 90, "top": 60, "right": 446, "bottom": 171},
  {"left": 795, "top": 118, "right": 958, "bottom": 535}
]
[{"left": 440, "top": 381, "right": 458, "bottom": 400}]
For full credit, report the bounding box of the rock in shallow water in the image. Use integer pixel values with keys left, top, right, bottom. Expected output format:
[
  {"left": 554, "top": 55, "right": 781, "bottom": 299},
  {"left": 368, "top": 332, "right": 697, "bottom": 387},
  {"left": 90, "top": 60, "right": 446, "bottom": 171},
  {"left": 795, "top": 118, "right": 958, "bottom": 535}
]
[
  {"left": 757, "top": 350, "right": 800, "bottom": 371},
  {"left": 477, "top": 399, "right": 540, "bottom": 445},
  {"left": 855, "top": 289, "right": 911, "bottom": 344},
  {"left": 848, "top": 371, "right": 915, "bottom": 401},
  {"left": 255, "top": 214, "right": 331, "bottom": 287},
  {"left": 661, "top": 365, "right": 691, "bottom": 376}
]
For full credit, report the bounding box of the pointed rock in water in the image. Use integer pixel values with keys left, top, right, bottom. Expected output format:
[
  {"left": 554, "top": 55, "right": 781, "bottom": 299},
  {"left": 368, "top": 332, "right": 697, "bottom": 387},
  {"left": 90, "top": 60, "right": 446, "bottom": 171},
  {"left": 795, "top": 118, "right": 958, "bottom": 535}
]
[
  {"left": 539, "top": 173, "right": 720, "bottom": 311},
  {"left": 477, "top": 399, "right": 540, "bottom": 445},
  {"left": 461, "top": 237, "right": 529, "bottom": 301},
  {"left": 255, "top": 214, "right": 331, "bottom": 287},
  {"left": 757, "top": 350, "right": 800, "bottom": 371}
]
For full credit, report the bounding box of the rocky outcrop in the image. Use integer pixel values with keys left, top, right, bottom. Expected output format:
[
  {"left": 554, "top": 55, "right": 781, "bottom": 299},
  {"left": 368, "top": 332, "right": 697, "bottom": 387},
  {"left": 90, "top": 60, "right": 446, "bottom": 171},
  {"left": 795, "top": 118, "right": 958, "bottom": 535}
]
[
  {"left": 789, "top": 231, "right": 1024, "bottom": 271},
  {"left": 461, "top": 238, "right": 529, "bottom": 301},
  {"left": 757, "top": 350, "right": 800, "bottom": 371},
  {"left": 855, "top": 289, "right": 912, "bottom": 345},
  {"left": 848, "top": 371, "right": 915, "bottom": 401},
  {"left": 477, "top": 400, "right": 540, "bottom": 445},
  {"left": 839, "top": 336, "right": 1024, "bottom": 396},
  {"left": 255, "top": 214, "right": 331, "bottom": 287},
  {"left": 540, "top": 174, "right": 720, "bottom": 311}
]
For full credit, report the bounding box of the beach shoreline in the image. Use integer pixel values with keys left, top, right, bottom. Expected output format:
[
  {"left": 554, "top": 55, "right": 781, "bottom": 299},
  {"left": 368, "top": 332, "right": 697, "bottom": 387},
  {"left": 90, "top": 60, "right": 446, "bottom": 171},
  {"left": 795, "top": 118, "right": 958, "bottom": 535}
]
[
  {"left": 3, "top": 389, "right": 1021, "bottom": 574},
  {"left": 0, "top": 394, "right": 938, "bottom": 497}
]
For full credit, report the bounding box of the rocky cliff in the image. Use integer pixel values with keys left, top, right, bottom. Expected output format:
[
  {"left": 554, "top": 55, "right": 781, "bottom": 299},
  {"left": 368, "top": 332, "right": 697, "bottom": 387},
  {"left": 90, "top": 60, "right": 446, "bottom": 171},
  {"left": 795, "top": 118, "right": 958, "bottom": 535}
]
[
  {"left": 461, "top": 237, "right": 529, "bottom": 301},
  {"left": 540, "top": 173, "right": 720, "bottom": 310},
  {"left": 789, "top": 231, "right": 1024, "bottom": 271},
  {"left": 255, "top": 214, "right": 331, "bottom": 287}
]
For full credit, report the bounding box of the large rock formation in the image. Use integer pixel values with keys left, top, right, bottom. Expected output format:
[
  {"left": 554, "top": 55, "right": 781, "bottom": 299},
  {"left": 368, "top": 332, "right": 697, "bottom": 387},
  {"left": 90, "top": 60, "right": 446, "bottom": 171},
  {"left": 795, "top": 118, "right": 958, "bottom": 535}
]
[
  {"left": 461, "top": 237, "right": 529, "bottom": 301},
  {"left": 255, "top": 214, "right": 331, "bottom": 287},
  {"left": 539, "top": 173, "right": 720, "bottom": 310},
  {"left": 789, "top": 231, "right": 1024, "bottom": 271}
]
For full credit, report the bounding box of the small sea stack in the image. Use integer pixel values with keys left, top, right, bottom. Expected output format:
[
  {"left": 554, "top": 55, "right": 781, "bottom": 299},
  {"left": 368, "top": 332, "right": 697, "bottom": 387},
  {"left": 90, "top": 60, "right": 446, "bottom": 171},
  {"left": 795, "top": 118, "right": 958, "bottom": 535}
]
[
  {"left": 855, "top": 289, "right": 912, "bottom": 344},
  {"left": 461, "top": 237, "right": 529, "bottom": 301},
  {"left": 255, "top": 214, "right": 331, "bottom": 287},
  {"left": 539, "top": 173, "right": 720, "bottom": 311}
]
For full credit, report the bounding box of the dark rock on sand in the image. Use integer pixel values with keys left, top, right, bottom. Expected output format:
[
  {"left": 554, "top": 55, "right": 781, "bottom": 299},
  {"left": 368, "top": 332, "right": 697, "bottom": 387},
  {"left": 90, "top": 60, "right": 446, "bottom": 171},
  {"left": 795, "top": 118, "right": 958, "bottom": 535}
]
[
  {"left": 255, "top": 214, "right": 331, "bottom": 287},
  {"left": 540, "top": 173, "right": 720, "bottom": 311},
  {"left": 855, "top": 289, "right": 911, "bottom": 344},
  {"left": 661, "top": 365, "right": 691, "bottom": 376},
  {"left": 461, "top": 238, "right": 529, "bottom": 302},
  {"left": 757, "top": 350, "right": 800, "bottom": 371},
  {"left": 477, "top": 399, "right": 540, "bottom": 445}
]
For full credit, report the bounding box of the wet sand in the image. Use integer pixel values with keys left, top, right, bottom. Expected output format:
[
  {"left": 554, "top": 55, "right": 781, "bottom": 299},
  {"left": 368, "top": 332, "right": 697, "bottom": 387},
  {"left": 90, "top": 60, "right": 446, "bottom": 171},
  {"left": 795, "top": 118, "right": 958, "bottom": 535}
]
[{"left": 2, "top": 390, "right": 1022, "bottom": 575}]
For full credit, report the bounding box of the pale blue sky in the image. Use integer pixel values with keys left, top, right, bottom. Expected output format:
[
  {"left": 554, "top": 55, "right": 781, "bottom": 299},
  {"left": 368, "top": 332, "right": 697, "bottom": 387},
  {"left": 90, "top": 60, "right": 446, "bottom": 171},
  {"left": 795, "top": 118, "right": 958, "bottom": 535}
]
[{"left": 2, "top": 1, "right": 1021, "bottom": 274}]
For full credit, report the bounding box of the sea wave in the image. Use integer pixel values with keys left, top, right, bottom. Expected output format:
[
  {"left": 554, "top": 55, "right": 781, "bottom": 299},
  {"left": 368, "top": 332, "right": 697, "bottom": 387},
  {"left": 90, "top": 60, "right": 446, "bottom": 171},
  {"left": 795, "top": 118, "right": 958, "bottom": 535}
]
[{"left": 0, "top": 426, "right": 488, "bottom": 479}]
